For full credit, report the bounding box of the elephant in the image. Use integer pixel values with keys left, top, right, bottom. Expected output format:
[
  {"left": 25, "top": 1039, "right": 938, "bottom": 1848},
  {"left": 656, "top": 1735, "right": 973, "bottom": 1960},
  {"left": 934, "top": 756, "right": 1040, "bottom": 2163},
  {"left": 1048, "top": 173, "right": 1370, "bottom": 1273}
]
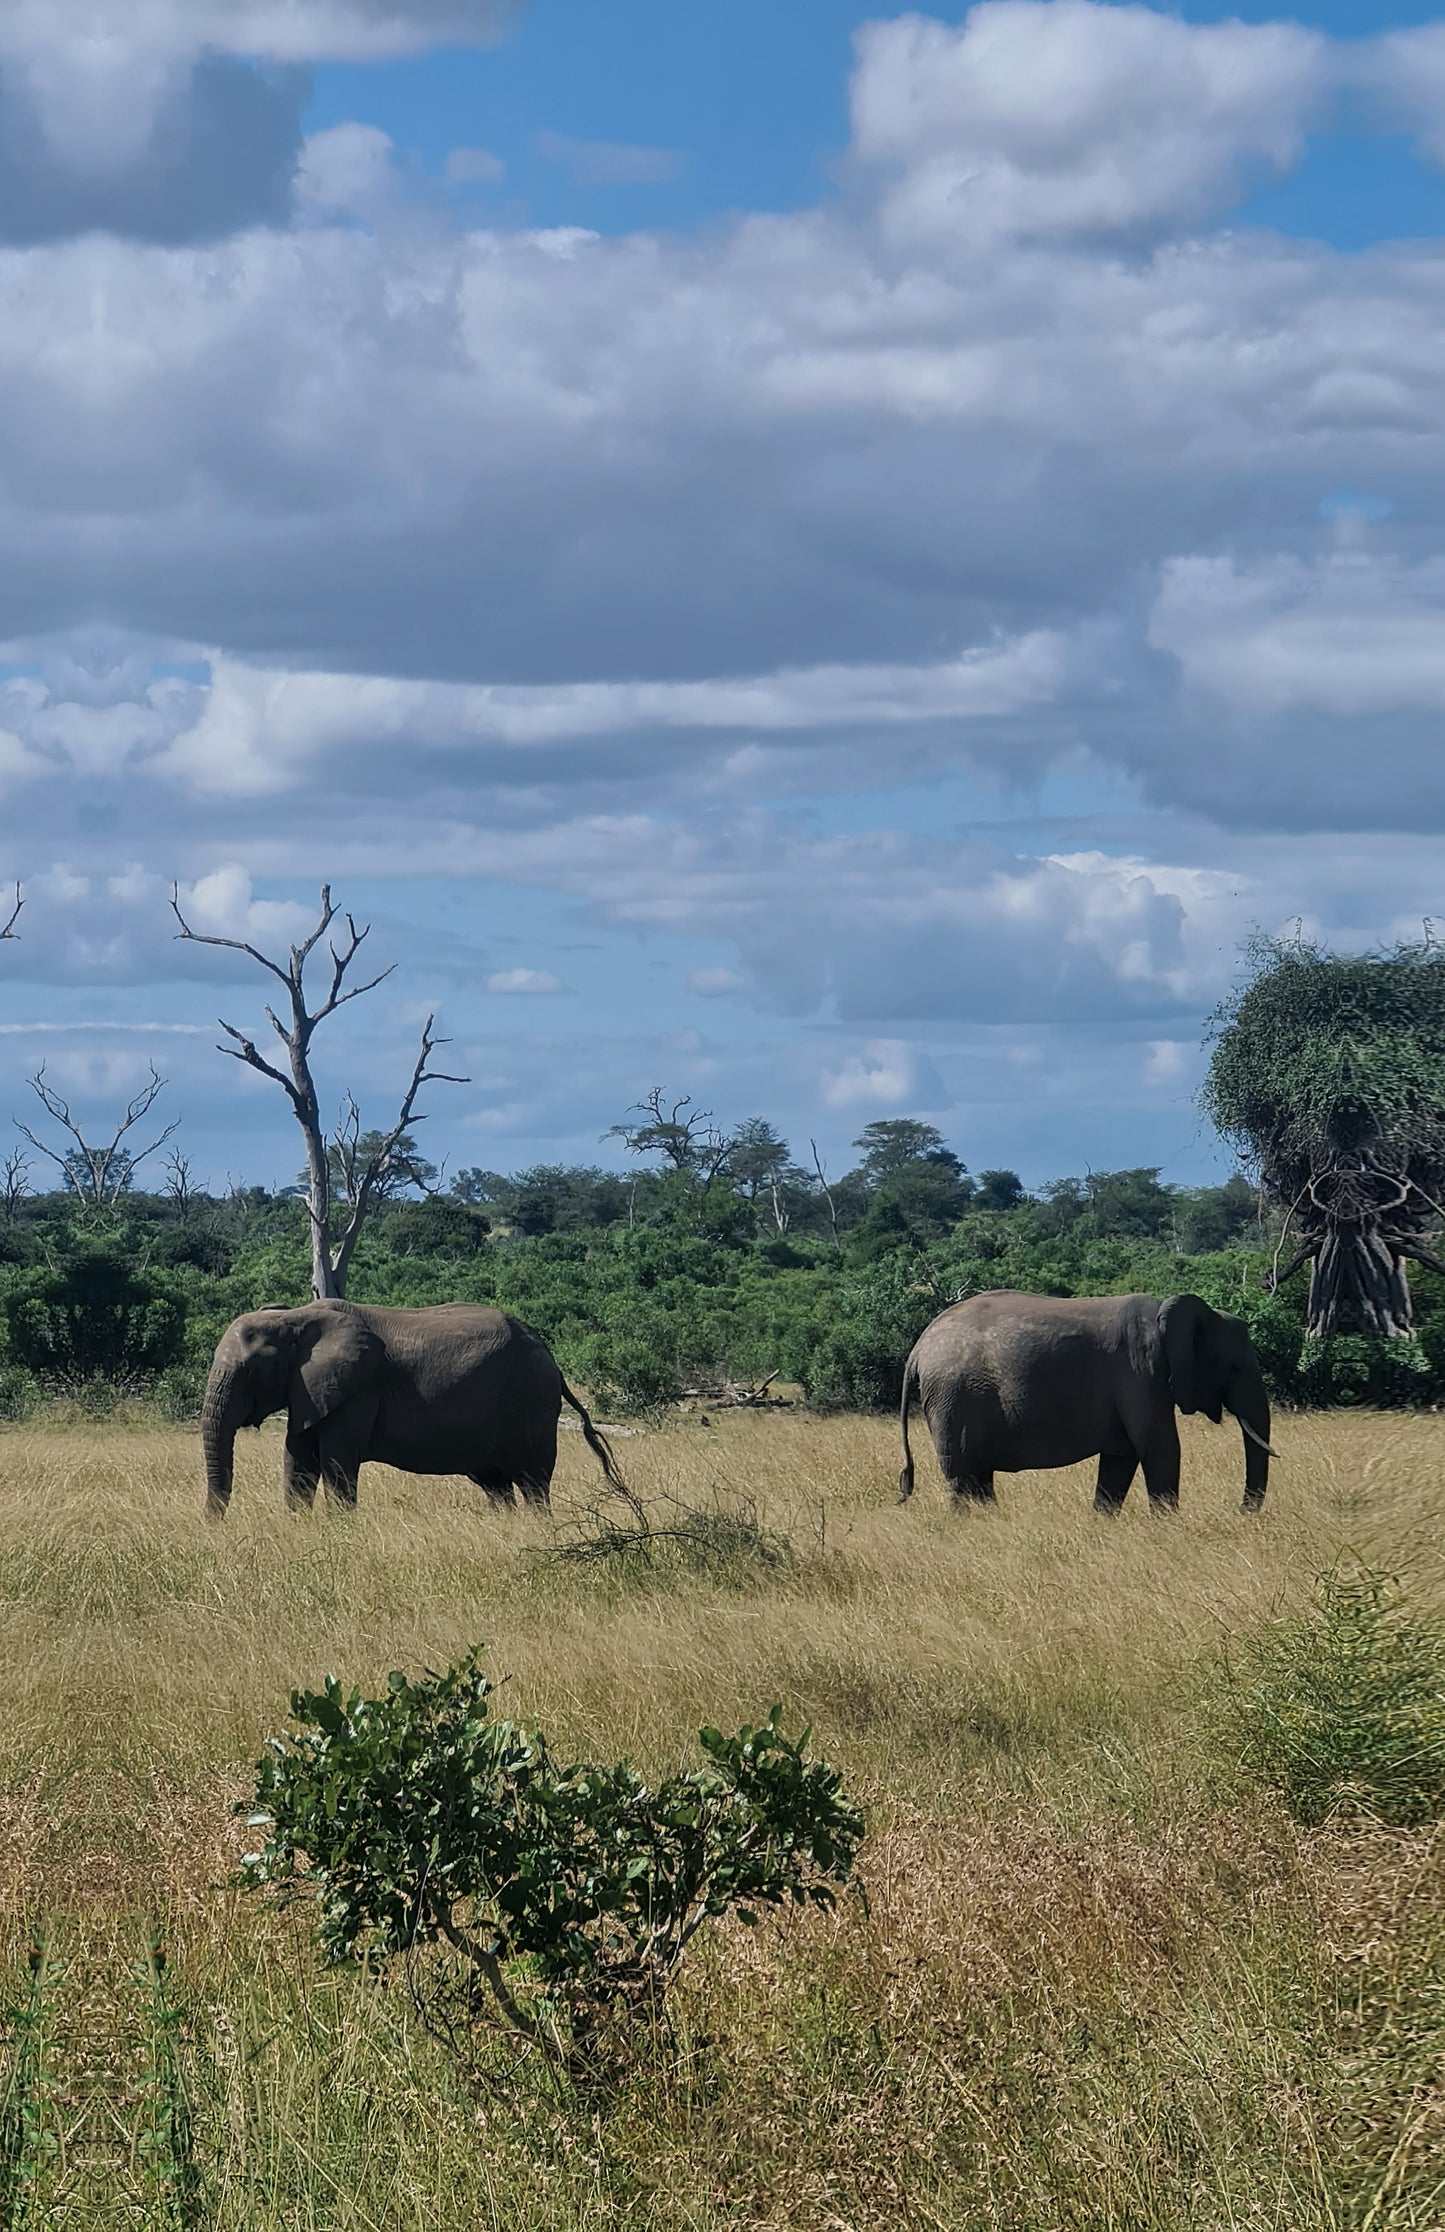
[
  {"left": 200, "top": 1298, "right": 628, "bottom": 1519},
  {"left": 897, "top": 1289, "right": 1275, "bottom": 1516}
]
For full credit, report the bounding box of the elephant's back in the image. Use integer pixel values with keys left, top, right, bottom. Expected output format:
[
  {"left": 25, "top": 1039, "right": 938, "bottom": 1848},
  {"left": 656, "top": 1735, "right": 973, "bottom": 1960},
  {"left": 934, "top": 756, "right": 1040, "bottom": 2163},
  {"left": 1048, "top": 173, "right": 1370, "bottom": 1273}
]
[
  {"left": 369, "top": 1304, "right": 560, "bottom": 1394},
  {"left": 910, "top": 1289, "right": 1147, "bottom": 1394}
]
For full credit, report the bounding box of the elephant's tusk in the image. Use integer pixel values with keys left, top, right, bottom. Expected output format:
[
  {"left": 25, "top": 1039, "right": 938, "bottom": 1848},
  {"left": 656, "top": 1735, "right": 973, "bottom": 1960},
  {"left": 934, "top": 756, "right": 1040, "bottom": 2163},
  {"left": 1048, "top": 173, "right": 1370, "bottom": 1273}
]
[{"left": 1236, "top": 1416, "right": 1280, "bottom": 1460}]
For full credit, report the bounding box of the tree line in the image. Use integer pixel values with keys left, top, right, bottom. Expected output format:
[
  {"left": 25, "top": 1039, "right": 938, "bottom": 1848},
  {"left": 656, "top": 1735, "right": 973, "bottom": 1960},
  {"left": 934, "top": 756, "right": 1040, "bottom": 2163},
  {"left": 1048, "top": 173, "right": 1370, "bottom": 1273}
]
[{"left": 0, "top": 884, "right": 1442, "bottom": 1416}]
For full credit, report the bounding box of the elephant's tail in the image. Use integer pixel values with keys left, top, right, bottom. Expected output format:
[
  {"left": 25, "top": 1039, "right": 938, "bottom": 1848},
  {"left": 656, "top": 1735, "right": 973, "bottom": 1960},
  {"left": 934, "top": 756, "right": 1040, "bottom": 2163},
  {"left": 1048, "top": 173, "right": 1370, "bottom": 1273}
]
[
  {"left": 560, "top": 1379, "right": 642, "bottom": 1517},
  {"left": 898, "top": 1351, "right": 919, "bottom": 1504}
]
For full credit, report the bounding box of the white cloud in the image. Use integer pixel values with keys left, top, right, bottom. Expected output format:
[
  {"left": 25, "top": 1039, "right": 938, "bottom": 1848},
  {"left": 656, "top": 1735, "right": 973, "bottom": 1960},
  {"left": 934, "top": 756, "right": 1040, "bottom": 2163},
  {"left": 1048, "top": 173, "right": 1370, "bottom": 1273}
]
[
  {"left": 171, "top": 863, "right": 318, "bottom": 949},
  {"left": 850, "top": 1, "right": 1328, "bottom": 249},
  {"left": 1143, "top": 1039, "right": 1190, "bottom": 1087},
  {"left": 297, "top": 124, "right": 398, "bottom": 220},
  {"left": 1149, "top": 549, "right": 1445, "bottom": 716},
  {"left": 822, "top": 1039, "right": 948, "bottom": 1112},
  {"left": 687, "top": 968, "right": 744, "bottom": 998},
  {"left": 486, "top": 967, "right": 562, "bottom": 994},
  {"left": 150, "top": 634, "right": 1066, "bottom": 797}
]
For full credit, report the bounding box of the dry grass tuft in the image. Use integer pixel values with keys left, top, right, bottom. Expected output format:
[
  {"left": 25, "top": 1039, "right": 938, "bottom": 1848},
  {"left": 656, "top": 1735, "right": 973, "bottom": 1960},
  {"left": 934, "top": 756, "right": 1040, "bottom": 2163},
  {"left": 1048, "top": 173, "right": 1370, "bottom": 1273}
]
[{"left": 0, "top": 1405, "right": 1442, "bottom": 2224}]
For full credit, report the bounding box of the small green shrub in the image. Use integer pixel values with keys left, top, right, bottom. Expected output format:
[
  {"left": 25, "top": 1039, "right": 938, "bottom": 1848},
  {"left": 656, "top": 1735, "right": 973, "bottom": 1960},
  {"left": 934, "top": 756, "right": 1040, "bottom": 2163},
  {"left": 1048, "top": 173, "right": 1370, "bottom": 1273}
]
[
  {"left": 0, "top": 1369, "right": 39, "bottom": 1424},
  {"left": 1211, "top": 1566, "right": 1445, "bottom": 1826},
  {"left": 238, "top": 1653, "right": 861, "bottom": 2077},
  {"left": 150, "top": 1364, "right": 208, "bottom": 1424}
]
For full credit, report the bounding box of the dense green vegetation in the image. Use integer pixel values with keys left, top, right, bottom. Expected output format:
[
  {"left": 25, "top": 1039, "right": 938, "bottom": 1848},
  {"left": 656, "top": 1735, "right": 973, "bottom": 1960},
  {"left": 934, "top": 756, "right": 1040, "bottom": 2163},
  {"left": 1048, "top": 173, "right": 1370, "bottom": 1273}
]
[{"left": 3, "top": 1111, "right": 1442, "bottom": 1416}]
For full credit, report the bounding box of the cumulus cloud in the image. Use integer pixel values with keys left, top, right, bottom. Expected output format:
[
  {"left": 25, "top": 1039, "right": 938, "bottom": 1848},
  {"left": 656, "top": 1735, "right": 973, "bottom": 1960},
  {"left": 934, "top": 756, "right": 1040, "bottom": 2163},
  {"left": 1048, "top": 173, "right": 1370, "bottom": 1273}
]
[
  {"left": 0, "top": 1, "right": 1444, "bottom": 1187},
  {"left": 822, "top": 1040, "right": 949, "bottom": 1112},
  {"left": 1149, "top": 549, "right": 1445, "bottom": 716},
  {"left": 296, "top": 125, "right": 400, "bottom": 223},
  {"left": 0, "top": 56, "right": 307, "bottom": 244},
  {"left": 849, "top": 1, "right": 1328, "bottom": 249},
  {"left": 0, "top": 0, "right": 523, "bottom": 241}
]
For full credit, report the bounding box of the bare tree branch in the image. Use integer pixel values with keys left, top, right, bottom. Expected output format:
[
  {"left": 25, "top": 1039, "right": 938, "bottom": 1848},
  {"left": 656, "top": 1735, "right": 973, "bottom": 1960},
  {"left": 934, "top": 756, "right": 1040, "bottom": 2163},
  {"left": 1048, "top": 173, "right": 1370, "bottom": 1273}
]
[
  {"left": 174, "top": 881, "right": 465, "bottom": 1296},
  {"left": 0, "top": 885, "right": 20, "bottom": 942},
  {"left": 0, "top": 1147, "right": 28, "bottom": 1221},
  {"left": 17, "top": 1063, "right": 178, "bottom": 1205},
  {"left": 809, "top": 1140, "right": 839, "bottom": 1244},
  {"left": 331, "top": 1018, "right": 469, "bottom": 1291}
]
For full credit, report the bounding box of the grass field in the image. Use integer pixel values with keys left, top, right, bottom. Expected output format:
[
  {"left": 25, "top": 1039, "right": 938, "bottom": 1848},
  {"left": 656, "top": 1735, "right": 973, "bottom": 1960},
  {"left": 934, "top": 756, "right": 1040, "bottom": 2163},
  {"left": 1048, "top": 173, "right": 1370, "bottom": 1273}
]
[{"left": 1, "top": 1405, "right": 1443, "bottom": 2228}]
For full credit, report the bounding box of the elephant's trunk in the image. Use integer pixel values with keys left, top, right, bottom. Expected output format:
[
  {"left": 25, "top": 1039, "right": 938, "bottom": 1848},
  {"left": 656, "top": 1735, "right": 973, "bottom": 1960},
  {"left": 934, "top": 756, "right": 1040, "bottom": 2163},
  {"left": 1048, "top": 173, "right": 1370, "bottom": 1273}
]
[
  {"left": 1231, "top": 1377, "right": 1272, "bottom": 1514},
  {"left": 201, "top": 1361, "right": 248, "bottom": 1522}
]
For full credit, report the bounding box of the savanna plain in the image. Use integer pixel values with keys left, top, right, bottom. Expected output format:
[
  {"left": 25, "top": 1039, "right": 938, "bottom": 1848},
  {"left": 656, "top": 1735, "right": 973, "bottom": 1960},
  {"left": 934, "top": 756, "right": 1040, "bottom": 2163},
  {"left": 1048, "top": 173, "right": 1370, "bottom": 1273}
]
[{"left": 1, "top": 1405, "right": 1442, "bottom": 2230}]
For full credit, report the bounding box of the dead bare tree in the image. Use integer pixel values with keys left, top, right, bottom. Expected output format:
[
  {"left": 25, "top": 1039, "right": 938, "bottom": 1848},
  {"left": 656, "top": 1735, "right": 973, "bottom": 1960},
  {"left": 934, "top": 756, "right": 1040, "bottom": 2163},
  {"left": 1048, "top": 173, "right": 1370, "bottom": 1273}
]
[
  {"left": 809, "top": 1139, "right": 839, "bottom": 1244},
  {"left": 17, "top": 1063, "right": 177, "bottom": 1205},
  {"left": 0, "top": 886, "right": 20, "bottom": 943},
  {"left": 164, "top": 1149, "right": 199, "bottom": 1218},
  {"left": 0, "top": 1148, "right": 28, "bottom": 1221},
  {"left": 172, "top": 883, "right": 468, "bottom": 1299}
]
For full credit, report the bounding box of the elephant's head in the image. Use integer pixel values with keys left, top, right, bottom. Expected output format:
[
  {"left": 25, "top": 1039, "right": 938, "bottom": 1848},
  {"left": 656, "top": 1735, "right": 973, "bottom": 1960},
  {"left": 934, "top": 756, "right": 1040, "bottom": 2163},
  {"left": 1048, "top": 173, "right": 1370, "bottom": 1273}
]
[
  {"left": 201, "top": 1301, "right": 380, "bottom": 1519},
  {"left": 1158, "top": 1292, "right": 1273, "bottom": 1513}
]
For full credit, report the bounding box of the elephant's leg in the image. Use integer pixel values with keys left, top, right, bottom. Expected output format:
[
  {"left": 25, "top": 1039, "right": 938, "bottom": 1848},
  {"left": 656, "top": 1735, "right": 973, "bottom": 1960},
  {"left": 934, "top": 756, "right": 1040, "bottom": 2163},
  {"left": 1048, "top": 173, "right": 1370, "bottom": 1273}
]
[
  {"left": 1094, "top": 1448, "right": 1139, "bottom": 1516},
  {"left": 924, "top": 1386, "right": 997, "bottom": 1510},
  {"left": 312, "top": 1422, "right": 362, "bottom": 1510},
  {"left": 1141, "top": 1417, "right": 1182, "bottom": 1512},
  {"left": 283, "top": 1432, "right": 320, "bottom": 1514},
  {"left": 467, "top": 1473, "right": 517, "bottom": 1512},
  {"left": 321, "top": 1457, "right": 359, "bottom": 1511}
]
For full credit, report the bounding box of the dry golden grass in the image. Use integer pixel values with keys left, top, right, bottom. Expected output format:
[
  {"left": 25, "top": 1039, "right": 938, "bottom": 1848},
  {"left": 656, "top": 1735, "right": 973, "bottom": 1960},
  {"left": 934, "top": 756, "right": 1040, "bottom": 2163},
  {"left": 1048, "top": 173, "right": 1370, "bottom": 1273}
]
[{"left": 1, "top": 1404, "right": 1443, "bottom": 2226}]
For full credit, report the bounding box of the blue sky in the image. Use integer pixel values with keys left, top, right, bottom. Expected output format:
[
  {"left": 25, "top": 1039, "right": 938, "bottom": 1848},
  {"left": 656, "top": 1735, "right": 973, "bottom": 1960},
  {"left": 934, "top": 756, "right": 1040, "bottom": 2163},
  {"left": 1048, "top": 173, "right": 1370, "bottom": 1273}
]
[
  {"left": 1, "top": 0, "right": 1444, "bottom": 1192},
  {"left": 304, "top": 0, "right": 1445, "bottom": 247}
]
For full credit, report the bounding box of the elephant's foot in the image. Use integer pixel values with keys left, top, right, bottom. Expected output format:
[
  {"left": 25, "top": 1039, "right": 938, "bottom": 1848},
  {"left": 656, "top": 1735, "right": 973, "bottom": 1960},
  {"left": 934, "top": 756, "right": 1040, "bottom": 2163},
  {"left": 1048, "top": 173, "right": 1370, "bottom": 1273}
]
[{"left": 947, "top": 1482, "right": 996, "bottom": 1511}]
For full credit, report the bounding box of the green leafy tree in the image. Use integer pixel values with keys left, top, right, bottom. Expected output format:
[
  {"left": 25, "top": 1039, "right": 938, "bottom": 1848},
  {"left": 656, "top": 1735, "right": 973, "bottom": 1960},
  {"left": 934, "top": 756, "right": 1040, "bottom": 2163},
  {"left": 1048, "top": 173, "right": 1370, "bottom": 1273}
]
[
  {"left": 1085, "top": 1167, "right": 1178, "bottom": 1243},
  {"left": 975, "top": 1168, "right": 1025, "bottom": 1211},
  {"left": 607, "top": 1089, "right": 733, "bottom": 1180},
  {"left": 238, "top": 1653, "right": 862, "bottom": 2077},
  {"left": 1203, "top": 932, "right": 1445, "bottom": 1336},
  {"left": 509, "top": 1165, "right": 631, "bottom": 1236},
  {"left": 852, "top": 1119, "right": 953, "bottom": 1186},
  {"left": 1176, "top": 1175, "right": 1259, "bottom": 1256}
]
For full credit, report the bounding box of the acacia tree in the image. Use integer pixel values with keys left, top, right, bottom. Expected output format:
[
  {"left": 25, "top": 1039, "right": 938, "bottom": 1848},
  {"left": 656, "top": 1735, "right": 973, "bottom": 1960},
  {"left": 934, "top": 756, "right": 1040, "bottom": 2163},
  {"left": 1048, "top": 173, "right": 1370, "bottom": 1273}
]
[
  {"left": 172, "top": 884, "right": 467, "bottom": 1299},
  {"left": 1202, "top": 932, "right": 1445, "bottom": 1338},
  {"left": 606, "top": 1090, "right": 734, "bottom": 1181}
]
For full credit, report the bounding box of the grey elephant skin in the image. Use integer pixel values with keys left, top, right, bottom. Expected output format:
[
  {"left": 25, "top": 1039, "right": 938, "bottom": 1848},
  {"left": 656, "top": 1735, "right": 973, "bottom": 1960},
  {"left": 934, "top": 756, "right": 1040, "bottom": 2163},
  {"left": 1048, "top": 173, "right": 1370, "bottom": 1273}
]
[
  {"left": 898, "top": 1290, "right": 1273, "bottom": 1515},
  {"left": 201, "top": 1299, "right": 626, "bottom": 1518}
]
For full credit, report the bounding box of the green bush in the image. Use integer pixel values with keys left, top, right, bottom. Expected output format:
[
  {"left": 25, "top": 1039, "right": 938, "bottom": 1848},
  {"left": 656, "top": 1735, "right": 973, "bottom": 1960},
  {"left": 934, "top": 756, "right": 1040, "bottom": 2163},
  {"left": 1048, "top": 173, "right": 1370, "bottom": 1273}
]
[
  {"left": 151, "top": 1362, "right": 209, "bottom": 1423},
  {"left": 1211, "top": 1566, "right": 1445, "bottom": 1827},
  {"left": 794, "top": 1259, "right": 941, "bottom": 1411},
  {"left": 0, "top": 1366, "right": 39, "bottom": 1422},
  {"left": 3, "top": 1244, "right": 187, "bottom": 1385},
  {"left": 238, "top": 1652, "right": 862, "bottom": 2078}
]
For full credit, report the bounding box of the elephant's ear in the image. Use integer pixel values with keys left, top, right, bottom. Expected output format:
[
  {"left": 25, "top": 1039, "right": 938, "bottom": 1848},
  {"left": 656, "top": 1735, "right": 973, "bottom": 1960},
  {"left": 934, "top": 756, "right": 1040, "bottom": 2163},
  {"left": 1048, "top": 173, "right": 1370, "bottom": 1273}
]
[
  {"left": 291, "top": 1305, "right": 382, "bottom": 1431},
  {"left": 1159, "top": 1293, "right": 1218, "bottom": 1419}
]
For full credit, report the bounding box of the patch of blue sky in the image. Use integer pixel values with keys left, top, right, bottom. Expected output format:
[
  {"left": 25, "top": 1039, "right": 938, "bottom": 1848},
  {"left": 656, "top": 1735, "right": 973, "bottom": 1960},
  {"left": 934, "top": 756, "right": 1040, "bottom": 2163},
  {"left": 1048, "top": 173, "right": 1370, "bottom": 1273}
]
[
  {"left": 784, "top": 760, "right": 1146, "bottom": 846},
  {"left": 305, "top": 0, "right": 1445, "bottom": 253},
  {"left": 303, "top": 0, "right": 874, "bottom": 236}
]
